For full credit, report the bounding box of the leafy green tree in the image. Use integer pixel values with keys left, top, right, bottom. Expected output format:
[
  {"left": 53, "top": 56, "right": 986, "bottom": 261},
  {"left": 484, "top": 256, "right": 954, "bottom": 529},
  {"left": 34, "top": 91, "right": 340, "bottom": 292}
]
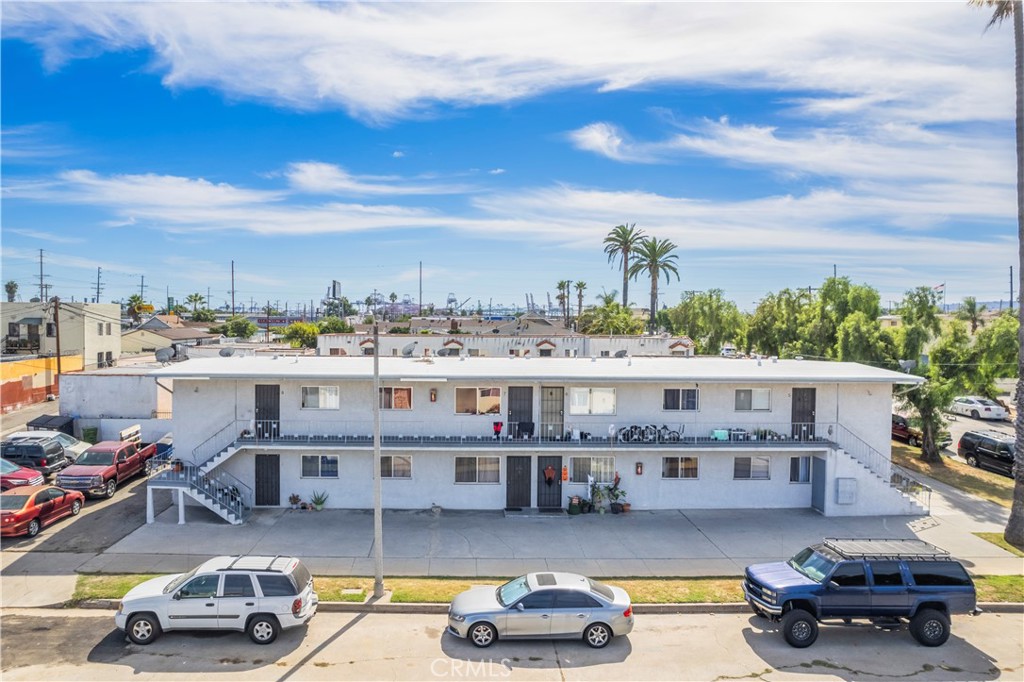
[
  {"left": 975, "top": 311, "right": 1020, "bottom": 381},
  {"left": 5, "top": 280, "right": 18, "bottom": 302},
  {"left": 929, "top": 321, "right": 979, "bottom": 391},
  {"left": 191, "top": 308, "right": 217, "bottom": 323},
  {"left": 897, "top": 286, "right": 942, "bottom": 362},
  {"left": 603, "top": 223, "right": 645, "bottom": 308},
  {"left": 664, "top": 289, "right": 745, "bottom": 354},
  {"left": 956, "top": 296, "right": 989, "bottom": 333},
  {"left": 790, "top": 278, "right": 881, "bottom": 359},
  {"left": 318, "top": 316, "right": 354, "bottom": 334},
  {"left": 283, "top": 322, "right": 320, "bottom": 348},
  {"left": 836, "top": 311, "right": 898, "bottom": 367},
  {"left": 216, "top": 316, "right": 257, "bottom": 339},
  {"left": 323, "top": 296, "right": 355, "bottom": 318},
  {"left": 577, "top": 290, "right": 644, "bottom": 335},
  {"left": 629, "top": 237, "right": 680, "bottom": 334},
  {"left": 747, "top": 289, "right": 810, "bottom": 357},
  {"left": 898, "top": 377, "right": 956, "bottom": 464}
]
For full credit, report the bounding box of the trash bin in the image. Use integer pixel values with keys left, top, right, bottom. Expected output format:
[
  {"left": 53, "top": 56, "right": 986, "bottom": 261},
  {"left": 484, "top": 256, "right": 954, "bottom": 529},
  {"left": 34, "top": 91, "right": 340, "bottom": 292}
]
[{"left": 82, "top": 427, "right": 99, "bottom": 444}]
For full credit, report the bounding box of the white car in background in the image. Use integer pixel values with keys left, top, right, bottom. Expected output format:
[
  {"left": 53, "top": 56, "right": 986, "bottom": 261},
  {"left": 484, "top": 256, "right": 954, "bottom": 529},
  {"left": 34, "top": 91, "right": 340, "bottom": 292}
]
[
  {"left": 3, "top": 431, "right": 90, "bottom": 463},
  {"left": 948, "top": 396, "right": 1009, "bottom": 421}
]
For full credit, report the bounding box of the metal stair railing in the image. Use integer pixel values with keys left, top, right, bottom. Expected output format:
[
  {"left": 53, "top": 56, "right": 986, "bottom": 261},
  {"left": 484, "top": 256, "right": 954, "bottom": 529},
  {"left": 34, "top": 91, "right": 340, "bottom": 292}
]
[
  {"left": 149, "top": 461, "right": 252, "bottom": 523},
  {"left": 192, "top": 420, "right": 244, "bottom": 466},
  {"left": 833, "top": 424, "right": 931, "bottom": 512}
]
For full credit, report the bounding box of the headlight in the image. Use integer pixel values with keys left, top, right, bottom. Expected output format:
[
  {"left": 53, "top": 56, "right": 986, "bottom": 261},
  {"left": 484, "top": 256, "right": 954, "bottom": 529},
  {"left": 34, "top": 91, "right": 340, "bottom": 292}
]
[
  {"left": 449, "top": 613, "right": 466, "bottom": 622},
  {"left": 8, "top": 480, "right": 27, "bottom": 487},
  {"left": 91, "top": 476, "right": 103, "bottom": 486}
]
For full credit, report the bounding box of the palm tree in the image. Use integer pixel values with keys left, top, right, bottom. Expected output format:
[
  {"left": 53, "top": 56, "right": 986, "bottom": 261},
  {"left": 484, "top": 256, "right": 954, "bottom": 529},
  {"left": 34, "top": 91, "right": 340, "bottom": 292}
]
[
  {"left": 185, "top": 292, "right": 205, "bottom": 315},
  {"left": 971, "top": 0, "right": 1023, "bottom": 549},
  {"left": 603, "top": 223, "right": 645, "bottom": 308},
  {"left": 555, "top": 280, "right": 570, "bottom": 324},
  {"left": 5, "top": 280, "right": 18, "bottom": 303},
  {"left": 574, "top": 281, "right": 587, "bottom": 321},
  {"left": 629, "top": 237, "right": 680, "bottom": 334},
  {"left": 956, "top": 296, "right": 989, "bottom": 333}
]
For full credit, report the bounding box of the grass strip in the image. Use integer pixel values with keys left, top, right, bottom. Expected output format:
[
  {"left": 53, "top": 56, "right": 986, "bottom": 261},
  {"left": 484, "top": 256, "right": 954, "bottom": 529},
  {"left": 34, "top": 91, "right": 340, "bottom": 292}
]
[
  {"left": 891, "top": 444, "right": 1014, "bottom": 509},
  {"left": 73, "top": 573, "right": 1022, "bottom": 604},
  {"left": 973, "top": 532, "right": 1024, "bottom": 558}
]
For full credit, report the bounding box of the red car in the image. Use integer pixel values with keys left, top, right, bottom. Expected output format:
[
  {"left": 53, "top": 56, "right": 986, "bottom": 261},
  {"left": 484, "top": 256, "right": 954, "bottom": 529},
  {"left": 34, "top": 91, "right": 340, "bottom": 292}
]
[
  {"left": 1, "top": 458, "right": 45, "bottom": 491},
  {"left": 1, "top": 485, "right": 84, "bottom": 537}
]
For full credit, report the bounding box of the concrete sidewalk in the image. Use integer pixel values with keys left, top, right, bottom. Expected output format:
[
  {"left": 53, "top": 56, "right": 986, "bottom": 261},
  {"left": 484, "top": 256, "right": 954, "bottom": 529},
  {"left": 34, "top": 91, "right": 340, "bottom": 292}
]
[{"left": 2, "top": 473, "right": 1021, "bottom": 608}]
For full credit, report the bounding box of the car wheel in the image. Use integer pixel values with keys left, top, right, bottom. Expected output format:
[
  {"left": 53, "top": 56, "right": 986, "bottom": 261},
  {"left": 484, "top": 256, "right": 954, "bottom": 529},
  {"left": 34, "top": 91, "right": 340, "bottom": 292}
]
[
  {"left": 143, "top": 459, "right": 153, "bottom": 475},
  {"left": 584, "top": 623, "right": 612, "bottom": 648},
  {"left": 104, "top": 479, "right": 117, "bottom": 498},
  {"left": 908, "top": 436, "right": 919, "bottom": 447},
  {"left": 248, "top": 615, "right": 280, "bottom": 644},
  {"left": 70, "top": 499, "right": 82, "bottom": 516},
  {"left": 469, "top": 622, "right": 497, "bottom": 648},
  {"left": 127, "top": 613, "right": 161, "bottom": 645},
  {"left": 910, "top": 608, "right": 950, "bottom": 647},
  {"left": 970, "top": 410, "right": 980, "bottom": 419},
  {"left": 782, "top": 609, "right": 818, "bottom": 648},
  {"left": 966, "top": 454, "right": 979, "bottom": 468},
  {"left": 26, "top": 518, "right": 41, "bottom": 537}
]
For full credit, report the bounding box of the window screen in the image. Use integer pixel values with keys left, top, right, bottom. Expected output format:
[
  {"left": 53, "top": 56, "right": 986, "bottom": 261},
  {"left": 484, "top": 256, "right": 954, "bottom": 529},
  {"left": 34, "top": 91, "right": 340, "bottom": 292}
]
[{"left": 734, "top": 456, "right": 770, "bottom": 480}]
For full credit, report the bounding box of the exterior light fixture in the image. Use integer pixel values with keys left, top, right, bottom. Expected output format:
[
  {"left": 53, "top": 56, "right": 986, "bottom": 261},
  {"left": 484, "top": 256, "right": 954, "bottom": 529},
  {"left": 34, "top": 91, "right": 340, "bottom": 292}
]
[{"left": 635, "top": 462, "right": 643, "bottom": 476}]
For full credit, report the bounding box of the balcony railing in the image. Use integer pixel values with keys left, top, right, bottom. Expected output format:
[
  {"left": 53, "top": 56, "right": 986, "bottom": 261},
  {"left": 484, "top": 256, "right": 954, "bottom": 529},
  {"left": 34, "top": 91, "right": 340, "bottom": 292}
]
[{"left": 221, "top": 419, "right": 838, "bottom": 448}]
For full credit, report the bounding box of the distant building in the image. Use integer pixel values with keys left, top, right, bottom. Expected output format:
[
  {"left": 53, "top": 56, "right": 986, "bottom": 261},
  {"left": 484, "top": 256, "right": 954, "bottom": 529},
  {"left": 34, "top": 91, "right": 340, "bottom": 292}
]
[{"left": 317, "top": 333, "right": 695, "bottom": 358}]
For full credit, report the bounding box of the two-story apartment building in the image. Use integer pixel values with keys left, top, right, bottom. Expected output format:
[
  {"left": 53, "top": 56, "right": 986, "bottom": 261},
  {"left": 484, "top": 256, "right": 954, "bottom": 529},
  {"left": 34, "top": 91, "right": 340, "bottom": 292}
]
[
  {"left": 318, "top": 333, "right": 695, "bottom": 358},
  {"left": 148, "top": 355, "right": 928, "bottom": 524}
]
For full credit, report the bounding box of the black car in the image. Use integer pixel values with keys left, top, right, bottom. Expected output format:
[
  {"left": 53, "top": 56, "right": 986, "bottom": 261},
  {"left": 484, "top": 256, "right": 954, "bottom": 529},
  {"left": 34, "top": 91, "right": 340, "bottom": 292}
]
[
  {"left": 957, "top": 430, "right": 1015, "bottom": 477},
  {"left": 0, "top": 439, "right": 69, "bottom": 476}
]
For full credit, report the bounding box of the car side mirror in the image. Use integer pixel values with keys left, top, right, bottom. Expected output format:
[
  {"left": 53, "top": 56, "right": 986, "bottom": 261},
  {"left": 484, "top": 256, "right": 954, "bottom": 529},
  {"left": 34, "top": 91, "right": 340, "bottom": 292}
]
[
  {"left": 173, "top": 591, "right": 182, "bottom": 600},
  {"left": 828, "top": 580, "right": 840, "bottom": 589},
  {"left": 515, "top": 603, "right": 525, "bottom": 612}
]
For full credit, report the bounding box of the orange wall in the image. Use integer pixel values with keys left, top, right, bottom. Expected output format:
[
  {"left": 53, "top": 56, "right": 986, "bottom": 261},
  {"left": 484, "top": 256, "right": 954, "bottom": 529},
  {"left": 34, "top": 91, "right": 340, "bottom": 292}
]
[{"left": 1, "top": 355, "right": 85, "bottom": 413}]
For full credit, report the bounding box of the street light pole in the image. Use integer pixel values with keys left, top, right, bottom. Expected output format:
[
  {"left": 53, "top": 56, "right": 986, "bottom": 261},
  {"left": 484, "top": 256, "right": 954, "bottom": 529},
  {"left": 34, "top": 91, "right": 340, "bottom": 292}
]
[{"left": 372, "top": 324, "right": 384, "bottom": 598}]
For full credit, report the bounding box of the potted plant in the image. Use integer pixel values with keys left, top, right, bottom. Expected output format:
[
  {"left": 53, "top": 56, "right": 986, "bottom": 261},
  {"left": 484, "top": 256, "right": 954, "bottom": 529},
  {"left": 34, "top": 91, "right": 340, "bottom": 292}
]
[
  {"left": 567, "top": 495, "right": 581, "bottom": 515},
  {"left": 605, "top": 472, "right": 626, "bottom": 514},
  {"left": 310, "top": 490, "right": 329, "bottom": 511},
  {"left": 288, "top": 493, "right": 301, "bottom": 510}
]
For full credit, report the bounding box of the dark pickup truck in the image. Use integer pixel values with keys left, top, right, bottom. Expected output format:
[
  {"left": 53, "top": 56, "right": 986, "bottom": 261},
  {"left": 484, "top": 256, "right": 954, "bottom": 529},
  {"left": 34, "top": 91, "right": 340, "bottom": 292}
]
[
  {"left": 55, "top": 427, "right": 158, "bottom": 498},
  {"left": 743, "top": 538, "right": 978, "bottom": 648}
]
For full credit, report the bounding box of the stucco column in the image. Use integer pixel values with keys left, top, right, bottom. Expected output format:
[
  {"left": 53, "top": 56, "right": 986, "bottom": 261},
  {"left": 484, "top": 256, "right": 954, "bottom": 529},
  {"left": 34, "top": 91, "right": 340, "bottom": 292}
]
[
  {"left": 146, "top": 486, "right": 154, "bottom": 524},
  {"left": 177, "top": 489, "right": 186, "bottom": 524}
]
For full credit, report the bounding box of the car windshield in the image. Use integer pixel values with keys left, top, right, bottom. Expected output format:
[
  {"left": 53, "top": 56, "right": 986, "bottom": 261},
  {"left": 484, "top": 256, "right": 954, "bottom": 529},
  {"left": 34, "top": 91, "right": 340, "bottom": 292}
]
[
  {"left": 977, "top": 399, "right": 999, "bottom": 407},
  {"left": 75, "top": 451, "right": 114, "bottom": 466},
  {"left": 496, "top": 576, "right": 531, "bottom": 607},
  {"left": 0, "top": 459, "right": 20, "bottom": 474},
  {"left": 787, "top": 546, "right": 836, "bottom": 583},
  {"left": 162, "top": 567, "right": 200, "bottom": 594},
  {"left": 1, "top": 495, "right": 29, "bottom": 510}
]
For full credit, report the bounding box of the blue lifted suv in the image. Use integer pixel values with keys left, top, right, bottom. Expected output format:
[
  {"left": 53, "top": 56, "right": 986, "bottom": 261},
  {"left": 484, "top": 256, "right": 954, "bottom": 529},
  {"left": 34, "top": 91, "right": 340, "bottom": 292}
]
[{"left": 743, "top": 538, "right": 978, "bottom": 648}]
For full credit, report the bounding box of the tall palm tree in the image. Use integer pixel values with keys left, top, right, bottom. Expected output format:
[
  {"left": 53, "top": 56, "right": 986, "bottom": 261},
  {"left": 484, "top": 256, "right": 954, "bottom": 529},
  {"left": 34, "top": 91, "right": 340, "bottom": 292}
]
[
  {"left": 5, "top": 280, "right": 18, "bottom": 303},
  {"left": 603, "top": 223, "right": 645, "bottom": 308},
  {"left": 971, "top": 0, "right": 1023, "bottom": 548},
  {"left": 629, "top": 237, "right": 680, "bottom": 334},
  {"left": 574, "top": 281, "right": 587, "bottom": 321},
  {"left": 555, "top": 280, "right": 570, "bottom": 324},
  {"left": 956, "top": 296, "right": 989, "bottom": 333},
  {"left": 185, "top": 292, "right": 205, "bottom": 314}
]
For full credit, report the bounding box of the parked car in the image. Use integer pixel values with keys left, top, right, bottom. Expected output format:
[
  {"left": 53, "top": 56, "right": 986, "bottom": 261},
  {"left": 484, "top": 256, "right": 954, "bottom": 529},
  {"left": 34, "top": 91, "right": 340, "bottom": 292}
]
[
  {"left": 0, "top": 485, "right": 84, "bottom": 537},
  {"left": 0, "top": 458, "right": 45, "bottom": 491},
  {"left": 0, "top": 439, "right": 69, "bottom": 476},
  {"left": 957, "top": 430, "right": 1016, "bottom": 477},
  {"left": 447, "top": 572, "right": 634, "bottom": 649},
  {"left": 55, "top": 438, "right": 158, "bottom": 498},
  {"left": 948, "top": 396, "right": 1009, "bottom": 421},
  {"left": 743, "top": 538, "right": 978, "bottom": 648},
  {"left": 3, "top": 431, "right": 90, "bottom": 463},
  {"left": 890, "top": 414, "right": 951, "bottom": 449},
  {"left": 115, "top": 555, "right": 318, "bottom": 645}
]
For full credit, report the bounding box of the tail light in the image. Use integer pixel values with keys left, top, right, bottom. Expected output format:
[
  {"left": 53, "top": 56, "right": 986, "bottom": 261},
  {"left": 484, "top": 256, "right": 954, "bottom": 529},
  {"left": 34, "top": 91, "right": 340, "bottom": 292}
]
[
  {"left": 292, "top": 598, "right": 302, "bottom": 615},
  {"left": 623, "top": 605, "right": 633, "bottom": 618},
  {"left": 39, "top": 459, "right": 47, "bottom": 467}
]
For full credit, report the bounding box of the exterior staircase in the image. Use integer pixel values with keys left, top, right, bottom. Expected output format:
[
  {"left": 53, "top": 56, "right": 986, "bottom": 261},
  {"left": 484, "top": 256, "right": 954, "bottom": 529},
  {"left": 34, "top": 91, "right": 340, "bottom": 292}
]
[
  {"left": 833, "top": 425, "right": 931, "bottom": 515},
  {"left": 148, "top": 450, "right": 253, "bottom": 525}
]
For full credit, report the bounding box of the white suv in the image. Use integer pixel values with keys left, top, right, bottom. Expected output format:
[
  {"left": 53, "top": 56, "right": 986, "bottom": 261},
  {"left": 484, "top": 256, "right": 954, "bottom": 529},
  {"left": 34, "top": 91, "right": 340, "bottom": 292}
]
[{"left": 115, "top": 555, "right": 318, "bottom": 645}]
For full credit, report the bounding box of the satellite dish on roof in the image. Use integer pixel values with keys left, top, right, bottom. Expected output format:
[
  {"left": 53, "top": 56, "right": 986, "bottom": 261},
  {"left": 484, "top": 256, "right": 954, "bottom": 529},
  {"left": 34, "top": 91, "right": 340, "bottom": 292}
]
[
  {"left": 436, "top": 348, "right": 450, "bottom": 357},
  {"left": 219, "top": 347, "right": 236, "bottom": 357},
  {"left": 614, "top": 350, "right": 628, "bottom": 358},
  {"left": 155, "top": 348, "right": 175, "bottom": 363},
  {"left": 401, "top": 342, "right": 418, "bottom": 357}
]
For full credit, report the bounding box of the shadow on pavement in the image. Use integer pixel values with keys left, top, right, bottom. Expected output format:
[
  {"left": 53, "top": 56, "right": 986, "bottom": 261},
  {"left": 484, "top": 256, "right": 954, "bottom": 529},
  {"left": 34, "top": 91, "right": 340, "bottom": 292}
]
[{"left": 439, "top": 630, "right": 631, "bottom": 670}]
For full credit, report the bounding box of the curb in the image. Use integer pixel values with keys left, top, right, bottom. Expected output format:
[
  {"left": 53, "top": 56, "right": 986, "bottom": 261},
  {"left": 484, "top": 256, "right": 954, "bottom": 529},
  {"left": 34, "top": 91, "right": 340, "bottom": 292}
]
[{"left": 73, "top": 600, "right": 1024, "bottom": 615}]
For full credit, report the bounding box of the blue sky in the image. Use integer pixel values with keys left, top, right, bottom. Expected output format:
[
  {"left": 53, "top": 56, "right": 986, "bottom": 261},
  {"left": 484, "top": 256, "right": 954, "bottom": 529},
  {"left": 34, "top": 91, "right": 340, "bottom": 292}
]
[{"left": 1, "top": 2, "right": 1017, "bottom": 315}]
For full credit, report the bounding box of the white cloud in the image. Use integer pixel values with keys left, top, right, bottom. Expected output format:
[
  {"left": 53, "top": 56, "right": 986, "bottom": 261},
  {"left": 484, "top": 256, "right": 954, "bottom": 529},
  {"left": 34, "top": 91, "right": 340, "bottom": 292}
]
[
  {"left": 392, "top": 151, "right": 404, "bottom": 158},
  {"left": 6, "top": 227, "right": 84, "bottom": 243},
  {"left": 284, "top": 161, "right": 469, "bottom": 196},
  {"left": 2, "top": 3, "right": 1010, "bottom": 125},
  {"left": 488, "top": 168, "right": 505, "bottom": 175}
]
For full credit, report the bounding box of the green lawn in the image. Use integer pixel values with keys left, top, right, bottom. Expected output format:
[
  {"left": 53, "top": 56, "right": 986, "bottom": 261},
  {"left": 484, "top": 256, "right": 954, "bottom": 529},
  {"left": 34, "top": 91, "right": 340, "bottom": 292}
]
[
  {"left": 973, "top": 532, "right": 1024, "bottom": 558},
  {"left": 72, "top": 573, "right": 1022, "bottom": 604},
  {"left": 891, "top": 443, "right": 1014, "bottom": 509}
]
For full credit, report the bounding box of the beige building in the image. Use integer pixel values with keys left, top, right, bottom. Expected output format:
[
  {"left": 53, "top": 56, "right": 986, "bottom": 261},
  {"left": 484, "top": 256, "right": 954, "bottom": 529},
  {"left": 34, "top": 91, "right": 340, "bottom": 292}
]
[{"left": 2, "top": 302, "right": 122, "bottom": 370}]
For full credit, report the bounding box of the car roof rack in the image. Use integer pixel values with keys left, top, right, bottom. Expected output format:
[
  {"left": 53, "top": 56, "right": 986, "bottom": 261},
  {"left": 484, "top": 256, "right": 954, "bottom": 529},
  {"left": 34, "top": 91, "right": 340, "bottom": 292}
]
[
  {"left": 219, "top": 555, "right": 286, "bottom": 572},
  {"left": 822, "top": 538, "right": 953, "bottom": 561}
]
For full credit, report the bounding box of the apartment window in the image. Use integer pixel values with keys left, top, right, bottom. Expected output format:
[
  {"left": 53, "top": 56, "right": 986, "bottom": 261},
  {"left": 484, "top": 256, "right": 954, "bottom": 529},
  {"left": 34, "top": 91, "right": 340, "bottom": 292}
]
[
  {"left": 97, "top": 352, "right": 104, "bottom": 367},
  {"left": 600, "top": 350, "right": 610, "bottom": 357},
  {"left": 469, "top": 348, "right": 481, "bottom": 357},
  {"left": 569, "top": 456, "right": 615, "bottom": 483},
  {"left": 455, "top": 456, "right": 500, "bottom": 483},
  {"left": 7, "top": 323, "right": 18, "bottom": 337},
  {"left": 106, "top": 322, "right": 112, "bottom": 335},
  {"left": 97, "top": 322, "right": 104, "bottom": 335},
  {"left": 663, "top": 388, "right": 699, "bottom": 411},
  {"left": 662, "top": 456, "right": 699, "bottom": 479},
  {"left": 455, "top": 387, "right": 501, "bottom": 414},
  {"left": 46, "top": 323, "right": 56, "bottom": 337},
  {"left": 301, "top": 386, "right": 340, "bottom": 410},
  {"left": 329, "top": 348, "right": 342, "bottom": 356},
  {"left": 301, "top": 455, "right": 339, "bottom": 478},
  {"left": 734, "top": 456, "right": 771, "bottom": 480},
  {"left": 509, "top": 349, "right": 520, "bottom": 357},
  {"left": 105, "top": 351, "right": 114, "bottom": 366},
  {"left": 569, "top": 387, "right": 616, "bottom": 415},
  {"left": 790, "top": 456, "right": 811, "bottom": 483},
  {"left": 381, "top": 455, "right": 412, "bottom": 479},
  {"left": 539, "top": 348, "right": 553, "bottom": 357},
  {"left": 379, "top": 387, "right": 413, "bottom": 410},
  {"left": 362, "top": 346, "right": 375, "bottom": 356},
  {"left": 735, "top": 388, "right": 771, "bottom": 411}
]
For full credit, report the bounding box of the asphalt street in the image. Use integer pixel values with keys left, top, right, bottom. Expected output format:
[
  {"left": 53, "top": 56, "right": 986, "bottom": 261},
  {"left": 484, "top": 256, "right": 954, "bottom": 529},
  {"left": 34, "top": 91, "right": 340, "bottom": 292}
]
[{"left": 1, "top": 609, "right": 1021, "bottom": 681}]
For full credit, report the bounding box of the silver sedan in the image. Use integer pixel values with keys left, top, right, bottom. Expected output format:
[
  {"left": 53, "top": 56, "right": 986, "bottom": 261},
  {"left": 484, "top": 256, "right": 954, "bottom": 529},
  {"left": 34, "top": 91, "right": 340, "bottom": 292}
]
[{"left": 447, "top": 572, "right": 634, "bottom": 649}]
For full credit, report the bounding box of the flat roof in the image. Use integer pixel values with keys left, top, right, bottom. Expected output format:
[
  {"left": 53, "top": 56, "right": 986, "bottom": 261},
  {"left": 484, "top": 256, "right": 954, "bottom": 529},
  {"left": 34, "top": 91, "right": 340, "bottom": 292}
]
[{"left": 149, "top": 355, "right": 923, "bottom": 385}]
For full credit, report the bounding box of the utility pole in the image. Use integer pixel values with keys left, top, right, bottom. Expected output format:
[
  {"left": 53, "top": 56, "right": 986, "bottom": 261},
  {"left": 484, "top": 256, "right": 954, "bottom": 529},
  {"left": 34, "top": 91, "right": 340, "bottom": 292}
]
[
  {"left": 138, "top": 275, "right": 147, "bottom": 302},
  {"left": 37, "top": 249, "right": 46, "bottom": 302},
  {"left": 230, "top": 260, "right": 236, "bottom": 315},
  {"left": 372, "top": 323, "right": 384, "bottom": 598},
  {"left": 95, "top": 267, "right": 103, "bottom": 303},
  {"left": 52, "top": 297, "right": 62, "bottom": 383},
  {"left": 833, "top": 264, "right": 837, "bottom": 278},
  {"left": 265, "top": 301, "right": 271, "bottom": 343},
  {"left": 419, "top": 261, "right": 423, "bottom": 316}
]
